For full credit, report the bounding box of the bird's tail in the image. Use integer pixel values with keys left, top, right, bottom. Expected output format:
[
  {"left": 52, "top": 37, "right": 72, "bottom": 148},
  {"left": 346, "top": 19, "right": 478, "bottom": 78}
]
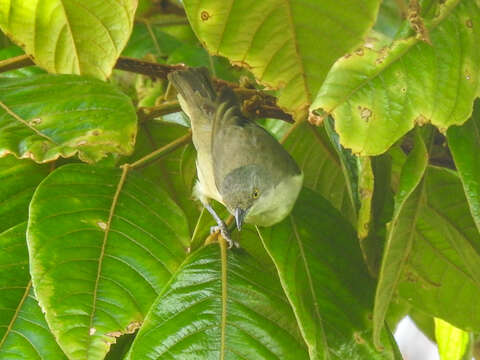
[{"left": 167, "top": 67, "right": 217, "bottom": 121}]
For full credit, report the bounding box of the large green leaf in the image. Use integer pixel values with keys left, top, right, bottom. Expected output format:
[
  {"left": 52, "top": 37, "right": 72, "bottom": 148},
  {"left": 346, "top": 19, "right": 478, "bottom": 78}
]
[
  {"left": 311, "top": 0, "right": 480, "bottom": 155},
  {"left": 0, "top": 74, "right": 137, "bottom": 163},
  {"left": 447, "top": 100, "right": 480, "bottom": 234},
  {"left": 283, "top": 121, "right": 356, "bottom": 225},
  {"left": 397, "top": 166, "right": 480, "bottom": 332},
  {"left": 0, "top": 223, "right": 67, "bottom": 360},
  {"left": 183, "top": 0, "right": 381, "bottom": 118},
  {"left": 373, "top": 131, "right": 428, "bottom": 347},
  {"left": 27, "top": 164, "right": 190, "bottom": 360},
  {"left": 0, "top": 0, "right": 137, "bottom": 79},
  {"left": 127, "top": 244, "right": 309, "bottom": 359},
  {"left": 259, "top": 188, "right": 390, "bottom": 359},
  {"left": 0, "top": 156, "right": 49, "bottom": 232}
]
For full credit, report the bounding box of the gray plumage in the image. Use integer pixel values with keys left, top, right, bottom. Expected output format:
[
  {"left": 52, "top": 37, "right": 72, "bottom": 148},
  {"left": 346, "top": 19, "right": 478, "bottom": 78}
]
[
  {"left": 168, "top": 67, "right": 303, "bottom": 236},
  {"left": 212, "top": 87, "right": 300, "bottom": 211}
]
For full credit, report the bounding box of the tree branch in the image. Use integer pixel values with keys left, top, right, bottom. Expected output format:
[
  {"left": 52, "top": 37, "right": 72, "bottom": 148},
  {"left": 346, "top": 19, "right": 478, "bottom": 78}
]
[{"left": 0, "top": 55, "right": 294, "bottom": 123}]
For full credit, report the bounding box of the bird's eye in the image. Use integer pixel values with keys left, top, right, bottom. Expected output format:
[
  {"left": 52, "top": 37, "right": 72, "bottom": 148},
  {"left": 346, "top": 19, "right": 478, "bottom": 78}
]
[{"left": 252, "top": 189, "right": 259, "bottom": 199}]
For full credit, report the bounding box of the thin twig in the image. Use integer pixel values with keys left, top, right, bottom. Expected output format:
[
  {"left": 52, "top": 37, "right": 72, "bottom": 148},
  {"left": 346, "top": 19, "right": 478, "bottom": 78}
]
[
  {"left": 137, "top": 100, "right": 180, "bottom": 122},
  {"left": 0, "top": 54, "right": 34, "bottom": 73},
  {"left": 129, "top": 130, "right": 192, "bottom": 169}
]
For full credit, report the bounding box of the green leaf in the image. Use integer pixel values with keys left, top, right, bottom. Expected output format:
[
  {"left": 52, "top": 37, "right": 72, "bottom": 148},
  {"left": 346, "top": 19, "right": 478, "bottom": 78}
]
[
  {"left": 447, "top": 100, "right": 480, "bottom": 234},
  {"left": 409, "top": 309, "right": 436, "bottom": 342},
  {"left": 127, "top": 121, "right": 199, "bottom": 233},
  {"left": 373, "top": 0, "right": 404, "bottom": 38},
  {"left": 311, "top": 0, "right": 480, "bottom": 155},
  {"left": 122, "top": 23, "right": 183, "bottom": 59},
  {"left": 435, "top": 318, "right": 469, "bottom": 360},
  {"left": 283, "top": 121, "right": 356, "bottom": 225},
  {"left": 0, "top": 74, "right": 137, "bottom": 163},
  {"left": 0, "top": 0, "right": 137, "bottom": 79},
  {"left": 373, "top": 130, "right": 428, "bottom": 347},
  {"left": 183, "top": 0, "right": 381, "bottom": 118},
  {"left": 0, "top": 223, "right": 67, "bottom": 360},
  {"left": 259, "top": 188, "right": 389, "bottom": 359},
  {"left": 397, "top": 166, "right": 480, "bottom": 332},
  {"left": 27, "top": 164, "right": 190, "bottom": 360},
  {"left": 0, "top": 156, "right": 49, "bottom": 233},
  {"left": 127, "top": 244, "right": 309, "bottom": 359}
]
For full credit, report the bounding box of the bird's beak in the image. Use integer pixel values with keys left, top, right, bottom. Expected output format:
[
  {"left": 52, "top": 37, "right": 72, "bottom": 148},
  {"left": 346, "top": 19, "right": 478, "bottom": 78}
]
[{"left": 234, "top": 208, "right": 246, "bottom": 231}]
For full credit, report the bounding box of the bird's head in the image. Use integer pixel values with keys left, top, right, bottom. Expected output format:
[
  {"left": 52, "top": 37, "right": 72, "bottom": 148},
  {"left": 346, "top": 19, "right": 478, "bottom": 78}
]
[{"left": 219, "top": 164, "right": 303, "bottom": 230}]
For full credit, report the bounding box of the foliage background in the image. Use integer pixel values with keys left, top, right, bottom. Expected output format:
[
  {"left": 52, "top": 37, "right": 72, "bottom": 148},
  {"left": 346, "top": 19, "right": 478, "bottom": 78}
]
[{"left": 0, "top": 0, "right": 479, "bottom": 359}]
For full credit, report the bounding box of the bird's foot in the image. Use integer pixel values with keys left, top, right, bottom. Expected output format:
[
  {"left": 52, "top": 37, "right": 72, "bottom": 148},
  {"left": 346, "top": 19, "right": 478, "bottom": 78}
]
[{"left": 210, "top": 222, "right": 238, "bottom": 249}]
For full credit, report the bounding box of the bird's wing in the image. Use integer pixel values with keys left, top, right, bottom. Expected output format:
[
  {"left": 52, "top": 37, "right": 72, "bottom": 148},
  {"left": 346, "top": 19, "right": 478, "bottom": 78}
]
[
  {"left": 211, "top": 87, "right": 300, "bottom": 189},
  {"left": 168, "top": 68, "right": 223, "bottom": 203}
]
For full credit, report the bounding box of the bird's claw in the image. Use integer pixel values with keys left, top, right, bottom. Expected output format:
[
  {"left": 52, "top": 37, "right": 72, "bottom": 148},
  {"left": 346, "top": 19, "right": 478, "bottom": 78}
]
[{"left": 210, "top": 223, "right": 238, "bottom": 249}]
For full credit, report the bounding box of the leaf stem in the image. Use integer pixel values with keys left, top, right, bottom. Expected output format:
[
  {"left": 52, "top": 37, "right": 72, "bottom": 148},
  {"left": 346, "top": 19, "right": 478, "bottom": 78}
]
[
  {"left": 219, "top": 236, "right": 228, "bottom": 360},
  {"left": 0, "top": 280, "right": 32, "bottom": 348},
  {"left": 88, "top": 164, "right": 130, "bottom": 340},
  {"left": 128, "top": 130, "right": 192, "bottom": 169},
  {"left": 0, "top": 54, "right": 34, "bottom": 73},
  {"left": 137, "top": 101, "right": 181, "bottom": 122}
]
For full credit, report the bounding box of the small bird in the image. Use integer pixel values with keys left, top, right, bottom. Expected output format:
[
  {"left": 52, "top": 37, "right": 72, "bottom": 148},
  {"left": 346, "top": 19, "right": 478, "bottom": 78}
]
[{"left": 168, "top": 68, "right": 303, "bottom": 245}]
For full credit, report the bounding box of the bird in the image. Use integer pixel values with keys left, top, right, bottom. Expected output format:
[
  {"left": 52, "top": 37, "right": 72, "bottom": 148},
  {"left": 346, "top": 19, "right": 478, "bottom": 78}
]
[{"left": 168, "top": 67, "right": 303, "bottom": 246}]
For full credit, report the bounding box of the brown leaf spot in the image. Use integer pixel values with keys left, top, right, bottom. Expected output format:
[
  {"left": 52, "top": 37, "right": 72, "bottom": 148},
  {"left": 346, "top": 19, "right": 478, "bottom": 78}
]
[
  {"left": 91, "top": 129, "right": 101, "bottom": 136},
  {"left": 358, "top": 106, "right": 372, "bottom": 122},
  {"left": 354, "top": 48, "right": 364, "bottom": 56},
  {"left": 201, "top": 10, "right": 210, "bottom": 21},
  {"left": 308, "top": 109, "right": 327, "bottom": 126},
  {"left": 466, "top": 19, "right": 473, "bottom": 28},
  {"left": 407, "top": 0, "right": 431, "bottom": 44},
  {"left": 231, "top": 60, "right": 252, "bottom": 70},
  {"left": 29, "top": 118, "right": 42, "bottom": 126},
  {"left": 76, "top": 140, "right": 87, "bottom": 146},
  {"left": 41, "top": 141, "right": 51, "bottom": 152},
  {"left": 404, "top": 270, "right": 418, "bottom": 282},
  {"left": 106, "top": 331, "right": 122, "bottom": 338},
  {"left": 360, "top": 188, "right": 373, "bottom": 199},
  {"left": 126, "top": 321, "right": 141, "bottom": 333},
  {"left": 354, "top": 332, "right": 365, "bottom": 344},
  {"left": 414, "top": 114, "right": 429, "bottom": 126}
]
